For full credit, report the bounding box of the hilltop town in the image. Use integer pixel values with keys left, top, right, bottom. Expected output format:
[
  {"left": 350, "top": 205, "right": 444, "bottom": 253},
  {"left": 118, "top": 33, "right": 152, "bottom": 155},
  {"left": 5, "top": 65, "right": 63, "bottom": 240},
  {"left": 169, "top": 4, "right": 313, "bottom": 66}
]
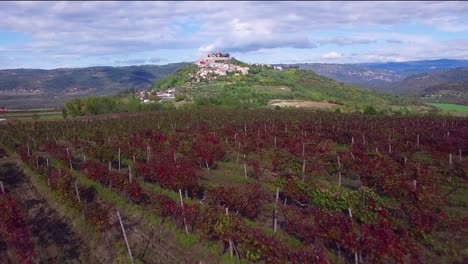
[{"left": 191, "top": 52, "right": 249, "bottom": 82}]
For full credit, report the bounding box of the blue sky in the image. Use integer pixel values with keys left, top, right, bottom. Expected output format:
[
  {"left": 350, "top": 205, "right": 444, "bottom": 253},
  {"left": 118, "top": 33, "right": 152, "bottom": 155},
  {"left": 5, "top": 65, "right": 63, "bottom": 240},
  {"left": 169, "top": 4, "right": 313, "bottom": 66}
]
[{"left": 0, "top": 1, "right": 467, "bottom": 69}]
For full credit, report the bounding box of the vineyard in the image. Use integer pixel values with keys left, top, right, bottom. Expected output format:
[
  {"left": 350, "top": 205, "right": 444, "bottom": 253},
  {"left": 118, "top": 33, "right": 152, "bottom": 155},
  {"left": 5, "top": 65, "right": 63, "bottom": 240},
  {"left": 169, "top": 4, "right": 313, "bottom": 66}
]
[{"left": 0, "top": 109, "right": 467, "bottom": 263}]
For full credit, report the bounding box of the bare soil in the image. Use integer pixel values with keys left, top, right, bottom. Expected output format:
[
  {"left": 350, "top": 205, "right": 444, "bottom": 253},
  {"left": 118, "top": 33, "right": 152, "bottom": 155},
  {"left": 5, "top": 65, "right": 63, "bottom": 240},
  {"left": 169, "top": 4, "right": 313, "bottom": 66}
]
[
  {"left": 0, "top": 161, "right": 94, "bottom": 264},
  {"left": 269, "top": 99, "right": 340, "bottom": 109}
]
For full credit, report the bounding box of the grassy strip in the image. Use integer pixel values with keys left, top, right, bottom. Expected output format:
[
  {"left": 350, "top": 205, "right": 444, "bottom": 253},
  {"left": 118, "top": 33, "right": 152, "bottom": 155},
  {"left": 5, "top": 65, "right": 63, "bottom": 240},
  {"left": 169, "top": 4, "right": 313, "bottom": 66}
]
[
  {"left": 101, "top": 157, "right": 306, "bottom": 260},
  {"left": 137, "top": 180, "right": 199, "bottom": 206},
  {"left": 51, "top": 161, "right": 225, "bottom": 261},
  {"left": 430, "top": 103, "right": 468, "bottom": 113},
  {"left": 20, "top": 164, "right": 130, "bottom": 263},
  {"left": 0, "top": 147, "right": 127, "bottom": 263},
  {"left": 2, "top": 112, "right": 63, "bottom": 120}
]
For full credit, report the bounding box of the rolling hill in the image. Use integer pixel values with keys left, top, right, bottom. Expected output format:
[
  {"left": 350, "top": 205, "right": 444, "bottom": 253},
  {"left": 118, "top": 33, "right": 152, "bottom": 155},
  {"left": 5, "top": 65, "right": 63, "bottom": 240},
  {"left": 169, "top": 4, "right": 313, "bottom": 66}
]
[
  {"left": 357, "top": 59, "right": 468, "bottom": 75},
  {"left": 387, "top": 67, "right": 468, "bottom": 95},
  {"left": 279, "top": 60, "right": 468, "bottom": 106},
  {"left": 152, "top": 57, "right": 420, "bottom": 112},
  {"left": 281, "top": 59, "right": 468, "bottom": 93},
  {"left": 391, "top": 68, "right": 468, "bottom": 105},
  {"left": 279, "top": 63, "right": 404, "bottom": 89},
  {"left": 0, "top": 63, "right": 188, "bottom": 109}
]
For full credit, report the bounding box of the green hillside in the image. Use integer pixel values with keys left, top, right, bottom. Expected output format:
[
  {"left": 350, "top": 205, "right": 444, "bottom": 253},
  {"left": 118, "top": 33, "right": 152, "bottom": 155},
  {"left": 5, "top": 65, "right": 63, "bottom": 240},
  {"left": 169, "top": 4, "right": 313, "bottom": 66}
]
[{"left": 152, "top": 62, "right": 420, "bottom": 111}]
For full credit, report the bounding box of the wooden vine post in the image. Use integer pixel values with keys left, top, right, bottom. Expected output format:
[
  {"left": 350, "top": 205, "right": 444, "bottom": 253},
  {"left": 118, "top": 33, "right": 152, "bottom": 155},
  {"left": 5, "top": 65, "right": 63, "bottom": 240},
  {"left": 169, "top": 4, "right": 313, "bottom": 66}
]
[
  {"left": 118, "top": 148, "right": 121, "bottom": 171},
  {"left": 74, "top": 181, "right": 85, "bottom": 219},
  {"left": 74, "top": 182, "right": 81, "bottom": 204},
  {"left": 128, "top": 166, "right": 132, "bottom": 183},
  {"left": 348, "top": 208, "right": 358, "bottom": 264},
  {"left": 274, "top": 188, "right": 279, "bottom": 233},
  {"left": 225, "top": 207, "right": 233, "bottom": 257},
  {"left": 117, "top": 211, "right": 135, "bottom": 264},
  {"left": 337, "top": 156, "right": 342, "bottom": 188},
  {"left": 108, "top": 162, "right": 112, "bottom": 189},
  {"left": 146, "top": 146, "right": 151, "bottom": 163},
  {"left": 301, "top": 142, "right": 306, "bottom": 180},
  {"left": 243, "top": 154, "right": 247, "bottom": 179},
  {"left": 66, "top": 148, "right": 72, "bottom": 170},
  {"left": 0, "top": 181, "right": 4, "bottom": 194},
  {"left": 179, "top": 189, "right": 189, "bottom": 235}
]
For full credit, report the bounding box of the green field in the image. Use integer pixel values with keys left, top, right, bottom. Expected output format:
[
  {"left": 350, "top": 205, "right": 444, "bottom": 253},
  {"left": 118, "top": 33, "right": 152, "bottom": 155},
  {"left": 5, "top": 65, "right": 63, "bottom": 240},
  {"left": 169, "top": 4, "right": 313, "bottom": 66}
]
[
  {"left": 430, "top": 103, "right": 468, "bottom": 112},
  {"left": 0, "top": 111, "right": 62, "bottom": 120}
]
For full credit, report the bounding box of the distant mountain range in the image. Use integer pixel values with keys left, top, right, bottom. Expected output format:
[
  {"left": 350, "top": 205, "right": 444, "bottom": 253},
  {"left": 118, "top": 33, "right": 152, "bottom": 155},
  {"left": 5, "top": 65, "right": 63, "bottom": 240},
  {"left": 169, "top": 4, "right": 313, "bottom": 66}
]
[
  {"left": 279, "top": 63, "right": 403, "bottom": 89},
  {"left": 280, "top": 59, "right": 468, "bottom": 89},
  {"left": 1, "top": 59, "right": 467, "bottom": 109},
  {"left": 393, "top": 68, "right": 468, "bottom": 105},
  {"left": 280, "top": 59, "right": 468, "bottom": 105},
  {"left": 388, "top": 67, "right": 468, "bottom": 94},
  {"left": 0, "top": 63, "right": 188, "bottom": 109},
  {"left": 356, "top": 59, "right": 468, "bottom": 75}
]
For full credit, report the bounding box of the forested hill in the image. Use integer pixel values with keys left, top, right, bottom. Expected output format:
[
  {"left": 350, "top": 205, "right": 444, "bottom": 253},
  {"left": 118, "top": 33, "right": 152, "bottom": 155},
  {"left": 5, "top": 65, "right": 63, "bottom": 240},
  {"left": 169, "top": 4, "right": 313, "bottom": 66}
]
[{"left": 0, "top": 63, "right": 188, "bottom": 109}]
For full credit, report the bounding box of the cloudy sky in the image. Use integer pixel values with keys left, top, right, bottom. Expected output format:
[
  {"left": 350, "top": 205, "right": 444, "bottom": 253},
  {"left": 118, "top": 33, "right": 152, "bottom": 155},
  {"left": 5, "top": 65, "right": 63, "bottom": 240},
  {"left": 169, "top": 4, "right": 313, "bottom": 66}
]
[{"left": 0, "top": 1, "right": 467, "bottom": 69}]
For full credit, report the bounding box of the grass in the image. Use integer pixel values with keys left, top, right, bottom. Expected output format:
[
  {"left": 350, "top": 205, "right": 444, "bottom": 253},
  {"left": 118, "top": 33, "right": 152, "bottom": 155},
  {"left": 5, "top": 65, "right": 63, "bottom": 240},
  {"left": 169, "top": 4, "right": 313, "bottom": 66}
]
[
  {"left": 0, "top": 111, "right": 63, "bottom": 120},
  {"left": 5, "top": 108, "right": 56, "bottom": 112},
  {"left": 14, "top": 162, "right": 124, "bottom": 263},
  {"left": 430, "top": 103, "right": 468, "bottom": 112},
  {"left": 49, "top": 161, "right": 226, "bottom": 261},
  {"left": 201, "top": 160, "right": 251, "bottom": 187}
]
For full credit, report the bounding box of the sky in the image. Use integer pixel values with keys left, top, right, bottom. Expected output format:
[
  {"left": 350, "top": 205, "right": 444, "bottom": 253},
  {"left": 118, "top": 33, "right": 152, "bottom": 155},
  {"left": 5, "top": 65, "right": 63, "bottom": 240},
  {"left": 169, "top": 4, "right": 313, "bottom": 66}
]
[{"left": 0, "top": 1, "right": 467, "bottom": 69}]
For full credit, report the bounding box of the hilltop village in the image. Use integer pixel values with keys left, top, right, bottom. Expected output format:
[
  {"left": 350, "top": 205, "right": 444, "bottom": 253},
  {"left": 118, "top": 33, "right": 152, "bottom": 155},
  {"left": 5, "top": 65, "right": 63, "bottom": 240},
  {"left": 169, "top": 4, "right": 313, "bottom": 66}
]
[
  {"left": 191, "top": 52, "right": 249, "bottom": 82},
  {"left": 138, "top": 52, "right": 283, "bottom": 103}
]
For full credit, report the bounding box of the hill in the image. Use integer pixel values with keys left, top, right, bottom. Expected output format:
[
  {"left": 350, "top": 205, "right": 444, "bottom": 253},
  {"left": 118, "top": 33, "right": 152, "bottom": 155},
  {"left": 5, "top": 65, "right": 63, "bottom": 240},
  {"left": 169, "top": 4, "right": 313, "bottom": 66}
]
[
  {"left": 279, "top": 63, "right": 403, "bottom": 89},
  {"left": 281, "top": 59, "right": 468, "bottom": 93},
  {"left": 278, "top": 60, "right": 468, "bottom": 106},
  {"left": 389, "top": 68, "right": 468, "bottom": 105},
  {"left": 387, "top": 67, "right": 468, "bottom": 95},
  {"left": 0, "top": 63, "right": 188, "bottom": 109},
  {"left": 357, "top": 59, "right": 468, "bottom": 75},
  {"left": 152, "top": 55, "right": 420, "bottom": 112}
]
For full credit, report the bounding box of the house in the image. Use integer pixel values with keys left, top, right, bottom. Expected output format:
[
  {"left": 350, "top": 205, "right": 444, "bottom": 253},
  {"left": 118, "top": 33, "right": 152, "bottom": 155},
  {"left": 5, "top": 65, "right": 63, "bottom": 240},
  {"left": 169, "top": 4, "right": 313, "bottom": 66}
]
[{"left": 0, "top": 106, "right": 7, "bottom": 113}]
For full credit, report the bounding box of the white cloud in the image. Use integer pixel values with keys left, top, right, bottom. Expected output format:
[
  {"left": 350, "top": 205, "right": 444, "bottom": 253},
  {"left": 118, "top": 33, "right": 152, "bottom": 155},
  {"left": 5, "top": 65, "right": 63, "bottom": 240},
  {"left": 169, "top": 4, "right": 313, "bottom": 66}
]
[
  {"left": 0, "top": 1, "right": 467, "bottom": 68},
  {"left": 198, "top": 18, "right": 314, "bottom": 53},
  {"left": 316, "top": 37, "right": 376, "bottom": 46},
  {"left": 322, "top": 52, "right": 344, "bottom": 59}
]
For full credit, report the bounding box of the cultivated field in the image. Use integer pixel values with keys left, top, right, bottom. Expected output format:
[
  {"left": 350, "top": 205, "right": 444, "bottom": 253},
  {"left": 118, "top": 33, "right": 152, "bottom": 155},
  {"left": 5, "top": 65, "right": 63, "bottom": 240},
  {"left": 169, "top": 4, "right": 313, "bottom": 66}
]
[
  {"left": 268, "top": 100, "right": 339, "bottom": 109},
  {"left": 430, "top": 103, "right": 468, "bottom": 113},
  {"left": 0, "top": 109, "right": 467, "bottom": 263}
]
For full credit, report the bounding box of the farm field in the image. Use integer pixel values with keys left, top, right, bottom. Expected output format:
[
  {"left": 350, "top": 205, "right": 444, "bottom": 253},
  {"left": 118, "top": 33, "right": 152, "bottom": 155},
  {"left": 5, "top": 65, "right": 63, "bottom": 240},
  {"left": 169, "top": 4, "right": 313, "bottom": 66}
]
[
  {"left": 430, "top": 103, "right": 468, "bottom": 113},
  {"left": 0, "top": 109, "right": 62, "bottom": 120},
  {"left": 0, "top": 109, "right": 467, "bottom": 263},
  {"left": 0, "top": 112, "right": 62, "bottom": 120}
]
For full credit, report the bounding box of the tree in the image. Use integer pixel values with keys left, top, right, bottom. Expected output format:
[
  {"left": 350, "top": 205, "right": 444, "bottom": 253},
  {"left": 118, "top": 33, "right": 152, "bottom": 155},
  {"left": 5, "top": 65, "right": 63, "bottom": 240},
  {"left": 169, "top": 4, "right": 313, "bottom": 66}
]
[
  {"left": 65, "top": 99, "right": 84, "bottom": 117},
  {"left": 363, "top": 105, "right": 377, "bottom": 115},
  {"left": 62, "top": 108, "right": 68, "bottom": 119}
]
